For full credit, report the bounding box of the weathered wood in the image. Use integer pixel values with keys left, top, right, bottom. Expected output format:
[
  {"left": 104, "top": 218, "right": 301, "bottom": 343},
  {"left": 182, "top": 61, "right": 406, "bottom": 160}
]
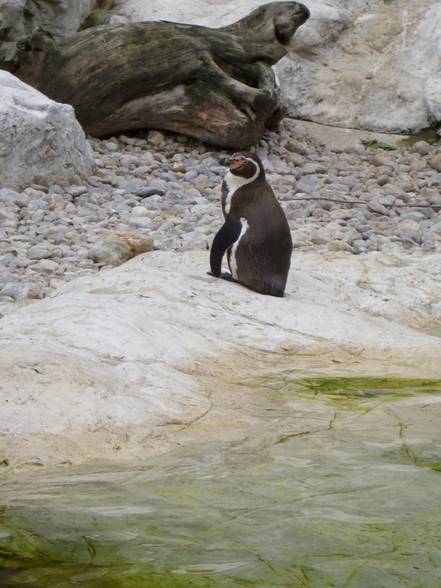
[{"left": 14, "top": 2, "right": 309, "bottom": 148}]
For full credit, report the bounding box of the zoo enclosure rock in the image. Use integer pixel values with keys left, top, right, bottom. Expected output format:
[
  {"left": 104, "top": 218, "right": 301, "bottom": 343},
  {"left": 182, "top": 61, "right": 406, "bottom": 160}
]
[
  {"left": 0, "top": 0, "right": 96, "bottom": 68},
  {"left": 0, "top": 71, "right": 95, "bottom": 190},
  {"left": 116, "top": 0, "right": 441, "bottom": 135},
  {"left": 284, "top": 0, "right": 441, "bottom": 134},
  {"left": 0, "top": 250, "right": 440, "bottom": 468}
]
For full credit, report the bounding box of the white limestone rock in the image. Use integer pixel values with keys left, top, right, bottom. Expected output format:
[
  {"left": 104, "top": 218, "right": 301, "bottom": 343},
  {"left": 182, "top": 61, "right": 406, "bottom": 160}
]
[
  {"left": 114, "top": 0, "right": 441, "bottom": 134},
  {"left": 283, "top": 0, "right": 441, "bottom": 133},
  {"left": 0, "top": 250, "right": 440, "bottom": 467},
  {"left": 0, "top": 0, "right": 96, "bottom": 64},
  {"left": 0, "top": 71, "right": 95, "bottom": 190}
]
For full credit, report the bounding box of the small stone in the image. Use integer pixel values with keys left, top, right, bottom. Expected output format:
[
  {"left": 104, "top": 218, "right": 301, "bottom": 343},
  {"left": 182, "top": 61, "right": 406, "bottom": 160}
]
[
  {"left": 27, "top": 199, "right": 48, "bottom": 211},
  {"left": 296, "top": 175, "right": 320, "bottom": 194},
  {"left": 119, "top": 135, "right": 137, "bottom": 145},
  {"left": 429, "top": 153, "right": 441, "bottom": 172},
  {"left": 67, "top": 186, "right": 88, "bottom": 197},
  {"left": 0, "top": 209, "right": 18, "bottom": 222},
  {"left": 184, "top": 170, "right": 199, "bottom": 181},
  {"left": 148, "top": 130, "right": 165, "bottom": 146},
  {"left": 376, "top": 195, "right": 396, "bottom": 207},
  {"left": 89, "top": 233, "right": 154, "bottom": 266},
  {"left": 352, "top": 239, "right": 368, "bottom": 254},
  {"left": 302, "top": 163, "right": 327, "bottom": 175},
  {"left": 377, "top": 175, "right": 390, "bottom": 186},
  {"left": 286, "top": 140, "right": 308, "bottom": 155},
  {"left": 31, "top": 259, "right": 59, "bottom": 273},
  {"left": 396, "top": 219, "right": 422, "bottom": 244},
  {"left": 328, "top": 240, "right": 353, "bottom": 253},
  {"left": 287, "top": 152, "right": 304, "bottom": 166},
  {"left": 105, "top": 142, "right": 119, "bottom": 152},
  {"left": 367, "top": 234, "right": 387, "bottom": 251},
  {"left": 371, "top": 152, "right": 392, "bottom": 167},
  {"left": 0, "top": 188, "right": 24, "bottom": 206},
  {"left": 194, "top": 175, "right": 210, "bottom": 192},
  {"left": 367, "top": 202, "right": 388, "bottom": 215},
  {"left": 139, "top": 186, "right": 166, "bottom": 198},
  {"left": 131, "top": 206, "right": 149, "bottom": 216},
  {"left": 28, "top": 245, "right": 58, "bottom": 260},
  {"left": 422, "top": 234, "right": 436, "bottom": 252},
  {"left": 1, "top": 282, "right": 43, "bottom": 300},
  {"left": 329, "top": 209, "right": 354, "bottom": 220},
  {"left": 171, "top": 162, "right": 187, "bottom": 173},
  {"left": 411, "top": 141, "right": 432, "bottom": 156},
  {"left": 408, "top": 158, "right": 427, "bottom": 173},
  {"left": 141, "top": 195, "right": 163, "bottom": 209}
]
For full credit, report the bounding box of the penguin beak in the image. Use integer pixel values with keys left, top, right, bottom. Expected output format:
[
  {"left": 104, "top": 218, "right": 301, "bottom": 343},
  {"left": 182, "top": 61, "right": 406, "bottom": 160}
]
[{"left": 229, "top": 154, "right": 247, "bottom": 171}]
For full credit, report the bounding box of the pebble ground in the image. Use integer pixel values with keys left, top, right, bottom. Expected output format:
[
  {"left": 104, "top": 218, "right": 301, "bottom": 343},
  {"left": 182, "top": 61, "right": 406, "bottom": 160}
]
[{"left": 1, "top": 119, "right": 441, "bottom": 313}]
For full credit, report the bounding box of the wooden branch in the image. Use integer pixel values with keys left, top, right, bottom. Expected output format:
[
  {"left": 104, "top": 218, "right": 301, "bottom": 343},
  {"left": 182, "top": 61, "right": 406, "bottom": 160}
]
[{"left": 14, "top": 2, "right": 310, "bottom": 148}]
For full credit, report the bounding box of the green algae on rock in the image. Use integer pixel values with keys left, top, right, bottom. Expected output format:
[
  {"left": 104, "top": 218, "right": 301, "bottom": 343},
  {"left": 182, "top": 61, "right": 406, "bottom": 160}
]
[
  {"left": 1, "top": 374, "right": 441, "bottom": 587},
  {"left": 266, "top": 376, "right": 441, "bottom": 409}
]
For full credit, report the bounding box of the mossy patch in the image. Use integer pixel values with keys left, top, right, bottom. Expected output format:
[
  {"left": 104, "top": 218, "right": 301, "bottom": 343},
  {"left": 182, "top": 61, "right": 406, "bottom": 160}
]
[
  {"left": 0, "top": 563, "right": 234, "bottom": 588},
  {"left": 274, "top": 377, "right": 441, "bottom": 409},
  {"left": 361, "top": 139, "right": 397, "bottom": 151},
  {"left": 80, "top": 1, "right": 114, "bottom": 30}
]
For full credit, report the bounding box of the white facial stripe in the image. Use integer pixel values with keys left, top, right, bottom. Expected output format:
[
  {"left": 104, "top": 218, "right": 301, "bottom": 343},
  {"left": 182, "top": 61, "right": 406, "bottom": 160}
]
[
  {"left": 230, "top": 217, "right": 249, "bottom": 280},
  {"left": 224, "top": 158, "right": 259, "bottom": 215}
]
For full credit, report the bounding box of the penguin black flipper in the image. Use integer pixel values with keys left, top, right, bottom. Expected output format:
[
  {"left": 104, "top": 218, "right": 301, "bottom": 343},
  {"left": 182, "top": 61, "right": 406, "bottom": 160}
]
[{"left": 210, "top": 220, "right": 241, "bottom": 278}]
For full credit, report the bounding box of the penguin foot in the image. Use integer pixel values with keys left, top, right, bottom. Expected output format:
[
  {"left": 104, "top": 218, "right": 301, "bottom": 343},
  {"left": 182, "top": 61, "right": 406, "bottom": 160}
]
[{"left": 220, "top": 272, "right": 237, "bottom": 283}]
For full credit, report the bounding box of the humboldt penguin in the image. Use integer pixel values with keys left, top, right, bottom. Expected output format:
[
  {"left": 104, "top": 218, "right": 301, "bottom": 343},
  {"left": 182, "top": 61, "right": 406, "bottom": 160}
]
[{"left": 209, "top": 152, "right": 292, "bottom": 297}]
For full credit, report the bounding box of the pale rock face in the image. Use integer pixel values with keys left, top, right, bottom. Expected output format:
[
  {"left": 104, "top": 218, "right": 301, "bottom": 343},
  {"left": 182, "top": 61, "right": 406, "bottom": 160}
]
[
  {"left": 0, "top": 250, "right": 440, "bottom": 467},
  {"left": 285, "top": 0, "right": 441, "bottom": 132},
  {"left": 114, "top": 0, "right": 441, "bottom": 134},
  {"left": 0, "top": 71, "right": 95, "bottom": 190},
  {"left": 0, "top": 0, "right": 96, "bottom": 64}
]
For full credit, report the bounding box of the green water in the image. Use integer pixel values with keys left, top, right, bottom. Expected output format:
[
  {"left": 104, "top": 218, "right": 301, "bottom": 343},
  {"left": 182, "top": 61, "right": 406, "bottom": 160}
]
[
  {"left": 1, "top": 377, "right": 441, "bottom": 587},
  {"left": 398, "top": 128, "right": 440, "bottom": 148}
]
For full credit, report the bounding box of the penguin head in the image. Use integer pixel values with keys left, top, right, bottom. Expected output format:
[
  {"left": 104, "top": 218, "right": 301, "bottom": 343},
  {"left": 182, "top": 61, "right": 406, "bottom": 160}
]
[{"left": 229, "top": 152, "right": 265, "bottom": 181}]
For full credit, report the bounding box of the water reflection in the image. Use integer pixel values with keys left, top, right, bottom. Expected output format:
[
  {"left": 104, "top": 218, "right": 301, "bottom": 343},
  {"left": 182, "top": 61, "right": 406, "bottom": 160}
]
[{"left": 1, "top": 377, "right": 441, "bottom": 587}]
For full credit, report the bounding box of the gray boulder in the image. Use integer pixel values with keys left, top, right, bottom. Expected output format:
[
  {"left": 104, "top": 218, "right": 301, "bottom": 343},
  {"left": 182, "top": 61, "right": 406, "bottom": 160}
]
[
  {"left": 0, "top": 71, "right": 95, "bottom": 190},
  {"left": 0, "top": 0, "right": 96, "bottom": 67},
  {"left": 283, "top": 0, "right": 441, "bottom": 133}
]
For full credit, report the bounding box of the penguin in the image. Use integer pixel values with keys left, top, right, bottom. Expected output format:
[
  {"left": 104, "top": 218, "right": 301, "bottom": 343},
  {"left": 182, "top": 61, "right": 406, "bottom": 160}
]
[{"left": 209, "top": 152, "right": 292, "bottom": 297}]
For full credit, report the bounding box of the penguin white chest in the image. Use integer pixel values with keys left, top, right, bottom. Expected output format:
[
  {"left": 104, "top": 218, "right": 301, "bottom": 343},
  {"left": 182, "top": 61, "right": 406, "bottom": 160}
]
[
  {"left": 223, "top": 167, "right": 259, "bottom": 216},
  {"left": 230, "top": 217, "right": 249, "bottom": 280}
]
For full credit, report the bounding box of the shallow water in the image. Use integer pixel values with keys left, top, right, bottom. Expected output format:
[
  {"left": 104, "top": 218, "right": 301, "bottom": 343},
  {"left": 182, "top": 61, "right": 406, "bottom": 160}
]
[{"left": 1, "top": 376, "right": 441, "bottom": 587}]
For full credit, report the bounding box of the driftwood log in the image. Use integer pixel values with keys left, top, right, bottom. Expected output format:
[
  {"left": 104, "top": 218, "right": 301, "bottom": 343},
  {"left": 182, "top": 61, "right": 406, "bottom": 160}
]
[{"left": 14, "top": 2, "right": 310, "bottom": 148}]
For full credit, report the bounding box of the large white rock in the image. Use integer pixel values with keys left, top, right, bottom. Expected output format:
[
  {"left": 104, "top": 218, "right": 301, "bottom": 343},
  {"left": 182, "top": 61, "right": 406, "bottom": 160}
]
[
  {"left": 0, "top": 249, "right": 440, "bottom": 467},
  {"left": 114, "top": 0, "right": 441, "bottom": 134},
  {"left": 0, "top": 71, "right": 95, "bottom": 190},
  {"left": 285, "top": 0, "right": 441, "bottom": 133},
  {"left": 0, "top": 0, "right": 96, "bottom": 63}
]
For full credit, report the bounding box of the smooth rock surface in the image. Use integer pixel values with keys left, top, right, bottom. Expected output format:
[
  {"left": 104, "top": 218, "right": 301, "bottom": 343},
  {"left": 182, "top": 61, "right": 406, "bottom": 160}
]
[
  {"left": 0, "top": 71, "right": 95, "bottom": 190},
  {"left": 0, "top": 249, "right": 440, "bottom": 467},
  {"left": 114, "top": 0, "right": 441, "bottom": 134},
  {"left": 0, "top": 0, "right": 96, "bottom": 66}
]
